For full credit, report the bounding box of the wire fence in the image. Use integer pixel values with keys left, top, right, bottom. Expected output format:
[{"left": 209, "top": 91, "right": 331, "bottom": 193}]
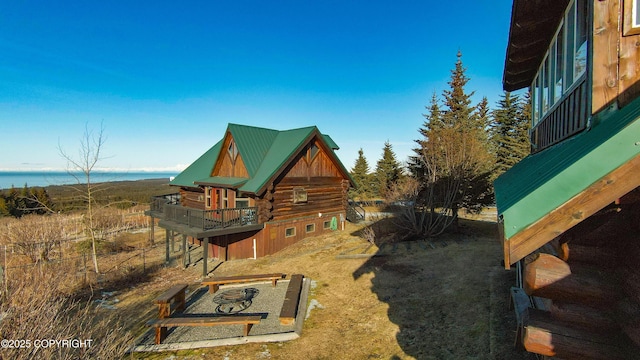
[{"left": 0, "top": 237, "right": 169, "bottom": 300}]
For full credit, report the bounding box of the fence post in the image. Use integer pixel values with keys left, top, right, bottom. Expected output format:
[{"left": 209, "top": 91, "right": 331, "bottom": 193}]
[
  {"left": 149, "top": 215, "right": 155, "bottom": 246},
  {"left": 165, "top": 229, "right": 170, "bottom": 264},
  {"left": 3, "top": 245, "right": 7, "bottom": 300},
  {"left": 83, "top": 253, "right": 87, "bottom": 285},
  {"left": 182, "top": 235, "right": 188, "bottom": 268}
]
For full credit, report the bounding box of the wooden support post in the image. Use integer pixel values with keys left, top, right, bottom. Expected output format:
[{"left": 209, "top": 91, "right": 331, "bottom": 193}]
[
  {"left": 202, "top": 237, "right": 208, "bottom": 277},
  {"left": 171, "top": 231, "right": 175, "bottom": 252},
  {"left": 187, "top": 238, "right": 191, "bottom": 265},
  {"left": 165, "top": 229, "right": 170, "bottom": 263},
  {"left": 150, "top": 216, "right": 155, "bottom": 243},
  {"left": 182, "top": 234, "right": 188, "bottom": 268}
]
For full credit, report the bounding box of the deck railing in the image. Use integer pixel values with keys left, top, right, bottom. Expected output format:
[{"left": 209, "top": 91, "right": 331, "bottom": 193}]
[
  {"left": 150, "top": 194, "right": 258, "bottom": 231},
  {"left": 531, "top": 77, "right": 588, "bottom": 153}
]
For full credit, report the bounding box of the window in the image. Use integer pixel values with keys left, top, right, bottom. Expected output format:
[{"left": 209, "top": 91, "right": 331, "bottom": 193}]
[
  {"left": 323, "top": 220, "right": 331, "bottom": 229},
  {"left": 235, "top": 191, "right": 249, "bottom": 208},
  {"left": 554, "top": 29, "right": 564, "bottom": 103},
  {"left": 624, "top": 0, "right": 640, "bottom": 35},
  {"left": 306, "top": 224, "right": 315, "bottom": 233},
  {"left": 227, "top": 140, "right": 238, "bottom": 161},
  {"left": 309, "top": 143, "right": 319, "bottom": 161},
  {"left": 574, "top": 0, "right": 588, "bottom": 80},
  {"left": 205, "top": 187, "right": 212, "bottom": 208},
  {"left": 293, "top": 187, "right": 308, "bottom": 204},
  {"left": 285, "top": 227, "right": 296, "bottom": 237},
  {"left": 542, "top": 60, "right": 550, "bottom": 114},
  {"left": 218, "top": 189, "right": 228, "bottom": 209},
  {"left": 532, "top": 0, "right": 588, "bottom": 121},
  {"left": 532, "top": 75, "right": 540, "bottom": 125}
]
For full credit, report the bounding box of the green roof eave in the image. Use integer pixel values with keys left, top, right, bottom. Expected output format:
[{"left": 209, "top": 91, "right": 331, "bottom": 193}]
[
  {"left": 494, "top": 98, "right": 640, "bottom": 241},
  {"left": 194, "top": 177, "right": 248, "bottom": 188},
  {"left": 322, "top": 134, "right": 339, "bottom": 150},
  {"left": 169, "top": 140, "right": 222, "bottom": 188}
]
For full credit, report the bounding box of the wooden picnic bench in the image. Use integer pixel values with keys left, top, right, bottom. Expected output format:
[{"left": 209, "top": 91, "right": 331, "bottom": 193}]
[
  {"left": 155, "top": 284, "right": 188, "bottom": 319},
  {"left": 149, "top": 315, "right": 262, "bottom": 344},
  {"left": 202, "top": 273, "right": 285, "bottom": 293},
  {"left": 279, "top": 274, "right": 304, "bottom": 325}
]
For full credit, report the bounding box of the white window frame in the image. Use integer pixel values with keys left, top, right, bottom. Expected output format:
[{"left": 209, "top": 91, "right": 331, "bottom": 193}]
[
  {"left": 235, "top": 191, "right": 250, "bottom": 208},
  {"left": 285, "top": 227, "right": 296, "bottom": 237}
]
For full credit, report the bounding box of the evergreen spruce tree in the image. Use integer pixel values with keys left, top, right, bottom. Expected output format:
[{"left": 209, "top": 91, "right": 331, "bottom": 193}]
[
  {"left": 408, "top": 93, "right": 441, "bottom": 178},
  {"left": 374, "top": 141, "right": 403, "bottom": 198},
  {"left": 491, "top": 91, "right": 531, "bottom": 178},
  {"left": 408, "top": 51, "right": 494, "bottom": 234},
  {"left": 442, "top": 51, "right": 475, "bottom": 130},
  {"left": 475, "top": 96, "right": 492, "bottom": 145},
  {"left": 349, "top": 148, "right": 373, "bottom": 200}
]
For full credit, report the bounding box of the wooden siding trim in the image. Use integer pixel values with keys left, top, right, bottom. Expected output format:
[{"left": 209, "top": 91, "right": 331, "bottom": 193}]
[
  {"left": 256, "top": 132, "right": 353, "bottom": 196},
  {"left": 212, "top": 133, "right": 249, "bottom": 178},
  {"left": 506, "top": 153, "right": 640, "bottom": 266},
  {"left": 592, "top": 0, "right": 620, "bottom": 114}
]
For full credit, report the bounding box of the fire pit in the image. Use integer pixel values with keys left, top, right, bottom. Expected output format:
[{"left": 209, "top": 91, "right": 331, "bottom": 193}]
[{"left": 212, "top": 287, "right": 260, "bottom": 314}]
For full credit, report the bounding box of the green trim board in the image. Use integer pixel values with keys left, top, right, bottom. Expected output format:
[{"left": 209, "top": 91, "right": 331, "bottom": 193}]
[{"left": 494, "top": 96, "right": 640, "bottom": 241}]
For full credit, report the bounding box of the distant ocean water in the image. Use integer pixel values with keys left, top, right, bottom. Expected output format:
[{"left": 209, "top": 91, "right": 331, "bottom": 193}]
[{"left": 0, "top": 171, "right": 179, "bottom": 190}]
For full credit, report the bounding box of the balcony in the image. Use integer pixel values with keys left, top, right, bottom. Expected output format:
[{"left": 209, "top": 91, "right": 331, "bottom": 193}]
[
  {"left": 147, "top": 194, "right": 262, "bottom": 238},
  {"left": 531, "top": 78, "right": 588, "bottom": 153}
]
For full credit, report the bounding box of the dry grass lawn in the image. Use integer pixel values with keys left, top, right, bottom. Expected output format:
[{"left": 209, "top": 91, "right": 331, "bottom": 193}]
[{"left": 120, "top": 213, "right": 534, "bottom": 360}]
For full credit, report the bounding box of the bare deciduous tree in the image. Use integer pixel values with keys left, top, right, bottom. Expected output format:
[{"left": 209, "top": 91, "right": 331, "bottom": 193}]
[{"left": 58, "top": 123, "right": 108, "bottom": 274}]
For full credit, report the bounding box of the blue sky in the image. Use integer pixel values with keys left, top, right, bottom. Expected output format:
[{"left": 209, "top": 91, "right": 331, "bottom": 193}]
[{"left": 0, "top": 1, "right": 513, "bottom": 173}]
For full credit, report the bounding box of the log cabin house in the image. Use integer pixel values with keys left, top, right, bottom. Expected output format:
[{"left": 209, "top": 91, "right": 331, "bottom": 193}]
[
  {"left": 496, "top": 0, "right": 640, "bottom": 358},
  {"left": 147, "top": 124, "right": 359, "bottom": 276}
]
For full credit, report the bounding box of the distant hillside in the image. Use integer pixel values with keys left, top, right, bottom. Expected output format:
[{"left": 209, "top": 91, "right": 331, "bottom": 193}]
[{"left": 45, "top": 178, "right": 177, "bottom": 212}]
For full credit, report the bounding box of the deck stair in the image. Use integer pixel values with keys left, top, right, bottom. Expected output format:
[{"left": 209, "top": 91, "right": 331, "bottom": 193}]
[{"left": 346, "top": 201, "right": 365, "bottom": 223}]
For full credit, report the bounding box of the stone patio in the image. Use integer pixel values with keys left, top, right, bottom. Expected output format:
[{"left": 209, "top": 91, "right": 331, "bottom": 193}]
[{"left": 131, "top": 277, "right": 310, "bottom": 352}]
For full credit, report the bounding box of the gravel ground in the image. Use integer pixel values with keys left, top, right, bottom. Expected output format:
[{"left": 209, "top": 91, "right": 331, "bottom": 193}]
[{"left": 132, "top": 279, "right": 308, "bottom": 352}]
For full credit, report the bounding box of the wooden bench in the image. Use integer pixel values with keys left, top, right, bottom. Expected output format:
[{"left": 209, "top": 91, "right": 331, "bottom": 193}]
[
  {"left": 279, "top": 274, "right": 304, "bottom": 325},
  {"left": 155, "top": 284, "right": 188, "bottom": 319},
  {"left": 202, "top": 273, "right": 285, "bottom": 293},
  {"left": 149, "top": 315, "right": 262, "bottom": 344}
]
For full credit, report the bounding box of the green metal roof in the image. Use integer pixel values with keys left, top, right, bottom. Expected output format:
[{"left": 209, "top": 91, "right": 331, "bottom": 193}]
[
  {"left": 169, "top": 140, "right": 222, "bottom": 188},
  {"left": 239, "top": 126, "right": 317, "bottom": 193},
  {"left": 171, "top": 123, "right": 354, "bottom": 195},
  {"left": 228, "top": 123, "right": 279, "bottom": 177},
  {"left": 494, "top": 97, "right": 640, "bottom": 241}
]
